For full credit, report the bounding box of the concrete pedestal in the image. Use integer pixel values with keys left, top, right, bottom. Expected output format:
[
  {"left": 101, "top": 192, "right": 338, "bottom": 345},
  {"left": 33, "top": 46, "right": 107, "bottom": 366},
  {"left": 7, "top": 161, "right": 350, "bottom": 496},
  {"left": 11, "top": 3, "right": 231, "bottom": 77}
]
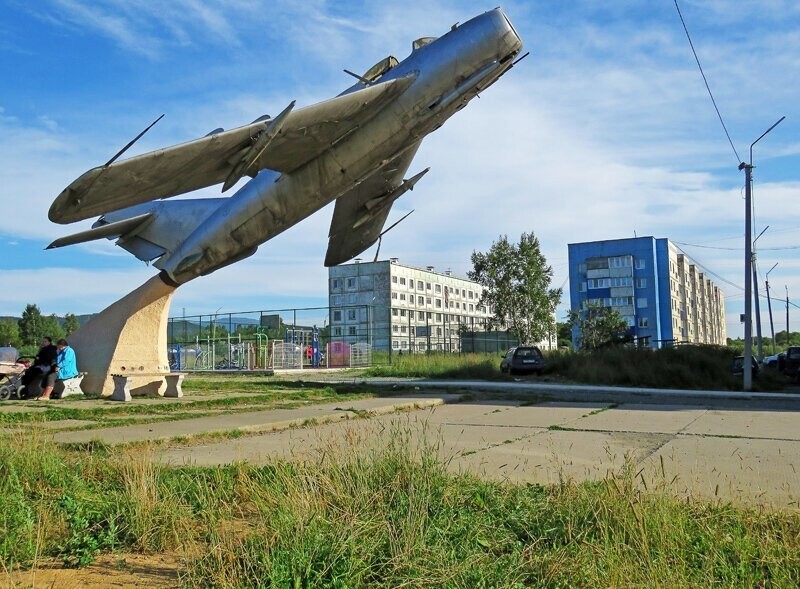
[{"left": 69, "top": 275, "right": 177, "bottom": 396}]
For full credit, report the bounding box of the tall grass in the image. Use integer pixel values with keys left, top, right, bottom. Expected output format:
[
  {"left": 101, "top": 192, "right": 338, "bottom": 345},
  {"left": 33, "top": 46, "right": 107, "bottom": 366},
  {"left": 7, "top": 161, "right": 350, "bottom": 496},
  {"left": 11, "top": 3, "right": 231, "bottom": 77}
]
[
  {"left": 3, "top": 425, "right": 800, "bottom": 586},
  {"left": 544, "top": 345, "right": 787, "bottom": 391},
  {"left": 365, "top": 352, "right": 500, "bottom": 379}
]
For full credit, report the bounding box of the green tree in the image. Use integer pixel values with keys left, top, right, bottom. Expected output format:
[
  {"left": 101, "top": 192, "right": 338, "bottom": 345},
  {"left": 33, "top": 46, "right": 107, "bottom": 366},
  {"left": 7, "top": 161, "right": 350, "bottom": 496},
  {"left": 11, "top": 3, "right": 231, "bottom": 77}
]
[
  {"left": 556, "top": 321, "right": 572, "bottom": 349},
  {"left": 0, "top": 318, "right": 20, "bottom": 347},
  {"left": 63, "top": 313, "right": 80, "bottom": 336},
  {"left": 469, "top": 233, "right": 561, "bottom": 346},
  {"left": 18, "top": 304, "right": 44, "bottom": 346},
  {"left": 568, "top": 301, "right": 629, "bottom": 350},
  {"left": 41, "top": 314, "right": 66, "bottom": 343}
]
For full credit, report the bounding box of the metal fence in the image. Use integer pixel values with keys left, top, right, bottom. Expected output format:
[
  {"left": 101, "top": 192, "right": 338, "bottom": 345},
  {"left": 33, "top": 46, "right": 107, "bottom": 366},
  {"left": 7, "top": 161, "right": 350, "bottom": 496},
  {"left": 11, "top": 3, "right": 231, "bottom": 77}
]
[{"left": 167, "top": 305, "right": 549, "bottom": 371}]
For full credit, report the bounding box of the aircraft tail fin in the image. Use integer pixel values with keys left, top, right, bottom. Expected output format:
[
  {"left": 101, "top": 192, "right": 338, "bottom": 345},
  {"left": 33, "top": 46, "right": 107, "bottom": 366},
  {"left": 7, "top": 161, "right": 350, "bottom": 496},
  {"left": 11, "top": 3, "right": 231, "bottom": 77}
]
[{"left": 48, "top": 198, "right": 225, "bottom": 263}]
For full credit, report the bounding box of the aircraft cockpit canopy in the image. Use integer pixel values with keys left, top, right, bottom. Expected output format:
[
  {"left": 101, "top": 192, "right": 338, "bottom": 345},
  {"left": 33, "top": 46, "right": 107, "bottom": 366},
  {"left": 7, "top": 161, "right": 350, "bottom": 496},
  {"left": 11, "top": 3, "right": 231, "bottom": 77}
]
[
  {"left": 362, "top": 56, "right": 399, "bottom": 83},
  {"left": 412, "top": 37, "right": 437, "bottom": 51}
]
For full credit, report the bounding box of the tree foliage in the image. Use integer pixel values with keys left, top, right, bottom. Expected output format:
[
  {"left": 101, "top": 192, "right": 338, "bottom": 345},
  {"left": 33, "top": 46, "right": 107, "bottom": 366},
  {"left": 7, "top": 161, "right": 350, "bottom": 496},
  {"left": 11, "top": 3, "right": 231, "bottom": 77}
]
[
  {"left": 18, "top": 304, "right": 43, "bottom": 346},
  {"left": 0, "top": 318, "right": 20, "bottom": 347},
  {"left": 567, "top": 301, "right": 629, "bottom": 350},
  {"left": 63, "top": 313, "right": 80, "bottom": 337},
  {"left": 469, "top": 233, "right": 561, "bottom": 346},
  {"left": 18, "top": 304, "right": 65, "bottom": 346}
]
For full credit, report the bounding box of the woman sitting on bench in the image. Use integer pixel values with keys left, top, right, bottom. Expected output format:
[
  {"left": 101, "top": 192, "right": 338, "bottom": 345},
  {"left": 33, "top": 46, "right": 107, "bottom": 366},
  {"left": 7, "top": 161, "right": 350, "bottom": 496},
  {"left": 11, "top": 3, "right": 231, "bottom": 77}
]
[{"left": 40, "top": 339, "right": 78, "bottom": 400}]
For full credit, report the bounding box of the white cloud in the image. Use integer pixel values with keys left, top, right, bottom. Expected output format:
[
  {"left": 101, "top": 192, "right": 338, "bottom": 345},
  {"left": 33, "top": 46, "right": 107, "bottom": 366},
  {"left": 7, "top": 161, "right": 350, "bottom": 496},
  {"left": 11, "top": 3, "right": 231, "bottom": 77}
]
[{"left": 3, "top": 0, "right": 800, "bottom": 336}]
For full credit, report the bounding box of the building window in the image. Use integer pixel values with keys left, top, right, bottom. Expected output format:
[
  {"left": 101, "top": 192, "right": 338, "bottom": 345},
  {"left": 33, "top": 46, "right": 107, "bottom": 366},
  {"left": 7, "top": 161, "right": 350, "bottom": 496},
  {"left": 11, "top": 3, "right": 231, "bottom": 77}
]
[
  {"left": 636, "top": 278, "right": 647, "bottom": 288},
  {"left": 417, "top": 281, "right": 424, "bottom": 290},
  {"left": 348, "top": 326, "right": 357, "bottom": 336},
  {"left": 331, "top": 278, "right": 341, "bottom": 288},
  {"left": 426, "top": 282, "right": 431, "bottom": 290},
  {"left": 418, "top": 311, "right": 425, "bottom": 320},
  {"left": 333, "top": 295, "right": 342, "bottom": 305},
  {"left": 637, "top": 297, "right": 648, "bottom": 308},
  {"left": 426, "top": 297, "right": 431, "bottom": 304},
  {"left": 400, "top": 294, "right": 406, "bottom": 301},
  {"left": 347, "top": 294, "right": 356, "bottom": 304},
  {"left": 392, "top": 340, "right": 399, "bottom": 348},
  {"left": 436, "top": 313, "right": 442, "bottom": 321},
  {"left": 435, "top": 284, "right": 441, "bottom": 293},
  {"left": 392, "top": 276, "right": 397, "bottom": 283},
  {"left": 400, "top": 309, "right": 406, "bottom": 317},
  {"left": 400, "top": 326, "right": 407, "bottom": 333},
  {"left": 469, "top": 304, "right": 474, "bottom": 312},
  {"left": 391, "top": 292, "right": 398, "bottom": 300},
  {"left": 392, "top": 309, "right": 398, "bottom": 316},
  {"left": 579, "top": 281, "right": 587, "bottom": 292},
  {"left": 400, "top": 278, "right": 406, "bottom": 285},
  {"left": 635, "top": 259, "right": 645, "bottom": 269},
  {"left": 347, "top": 309, "right": 356, "bottom": 321},
  {"left": 333, "top": 327, "right": 342, "bottom": 336},
  {"left": 346, "top": 277, "right": 356, "bottom": 288},
  {"left": 435, "top": 299, "right": 442, "bottom": 308},
  {"left": 418, "top": 296, "right": 425, "bottom": 304},
  {"left": 333, "top": 310, "right": 342, "bottom": 322},
  {"left": 393, "top": 325, "right": 399, "bottom": 332},
  {"left": 578, "top": 263, "right": 587, "bottom": 273},
  {"left": 638, "top": 317, "right": 649, "bottom": 328}
]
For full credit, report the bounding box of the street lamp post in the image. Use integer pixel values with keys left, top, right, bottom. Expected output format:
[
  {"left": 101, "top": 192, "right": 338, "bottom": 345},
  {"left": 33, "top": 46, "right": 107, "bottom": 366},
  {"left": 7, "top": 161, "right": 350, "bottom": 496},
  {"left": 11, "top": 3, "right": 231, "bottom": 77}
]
[
  {"left": 765, "top": 262, "right": 778, "bottom": 354},
  {"left": 739, "top": 116, "right": 785, "bottom": 390}
]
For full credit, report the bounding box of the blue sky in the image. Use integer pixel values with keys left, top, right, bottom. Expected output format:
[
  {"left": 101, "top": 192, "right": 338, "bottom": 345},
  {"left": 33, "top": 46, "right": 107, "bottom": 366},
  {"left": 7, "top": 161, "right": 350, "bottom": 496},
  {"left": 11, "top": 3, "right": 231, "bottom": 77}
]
[{"left": 1, "top": 0, "right": 799, "bottom": 338}]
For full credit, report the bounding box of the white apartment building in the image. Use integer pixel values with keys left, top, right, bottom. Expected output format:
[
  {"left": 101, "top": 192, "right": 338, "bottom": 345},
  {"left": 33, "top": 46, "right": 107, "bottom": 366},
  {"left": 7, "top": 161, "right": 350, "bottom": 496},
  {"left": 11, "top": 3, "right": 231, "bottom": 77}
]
[{"left": 328, "top": 259, "right": 557, "bottom": 352}]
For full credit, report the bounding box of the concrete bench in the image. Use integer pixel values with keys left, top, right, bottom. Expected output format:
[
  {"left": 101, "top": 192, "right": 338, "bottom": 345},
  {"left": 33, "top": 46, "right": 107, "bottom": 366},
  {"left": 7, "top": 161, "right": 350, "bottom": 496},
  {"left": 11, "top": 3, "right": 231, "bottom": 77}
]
[
  {"left": 110, "top": 372, "right": 185, "bottom": 402},
  {"left": 53, "top": 373, "right": 86, "bottom": 398}
]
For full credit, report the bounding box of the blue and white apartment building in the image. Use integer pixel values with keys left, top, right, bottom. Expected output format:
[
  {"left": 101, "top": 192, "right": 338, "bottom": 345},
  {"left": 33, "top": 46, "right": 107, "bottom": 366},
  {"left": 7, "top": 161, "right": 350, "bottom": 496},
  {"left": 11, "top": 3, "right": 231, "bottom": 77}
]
[{"left": 568, "top": 237, "right": 726, "bottom": 348}]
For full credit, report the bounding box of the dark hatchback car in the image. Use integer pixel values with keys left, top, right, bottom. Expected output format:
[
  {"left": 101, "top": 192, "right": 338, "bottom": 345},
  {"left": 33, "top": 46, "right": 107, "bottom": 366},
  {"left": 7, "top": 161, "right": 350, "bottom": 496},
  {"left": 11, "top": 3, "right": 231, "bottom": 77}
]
[{"left": 500, "top": 346, "right": 546, "bottom": 375}]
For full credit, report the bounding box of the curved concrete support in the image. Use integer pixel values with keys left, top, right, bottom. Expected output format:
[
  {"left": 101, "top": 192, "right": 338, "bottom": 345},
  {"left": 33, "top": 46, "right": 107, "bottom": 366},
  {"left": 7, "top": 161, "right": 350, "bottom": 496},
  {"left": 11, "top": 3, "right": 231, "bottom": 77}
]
[{"left": 69, "top": 275, "right": 177, "bottom": 396}]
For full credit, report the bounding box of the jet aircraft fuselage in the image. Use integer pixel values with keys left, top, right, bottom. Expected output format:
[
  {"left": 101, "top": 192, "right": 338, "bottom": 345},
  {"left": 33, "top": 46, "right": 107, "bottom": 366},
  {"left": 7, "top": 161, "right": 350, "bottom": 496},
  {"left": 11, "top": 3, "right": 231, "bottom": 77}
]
[{"left": 49, "top": 8, "right": 523, "bottom": 286}]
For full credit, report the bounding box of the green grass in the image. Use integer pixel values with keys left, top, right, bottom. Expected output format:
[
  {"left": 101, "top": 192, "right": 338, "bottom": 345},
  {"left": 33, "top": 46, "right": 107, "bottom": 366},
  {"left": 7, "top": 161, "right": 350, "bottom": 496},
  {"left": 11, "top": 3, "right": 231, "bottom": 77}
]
[
  {"left": 2, "top": 427, "right": 800, "bottom": 587},
  {"left": 0, "top": 379, "right": 372, "bottom": 427},
  {"left": 364, "top": 352, "right": 501, "bottom": 379}
]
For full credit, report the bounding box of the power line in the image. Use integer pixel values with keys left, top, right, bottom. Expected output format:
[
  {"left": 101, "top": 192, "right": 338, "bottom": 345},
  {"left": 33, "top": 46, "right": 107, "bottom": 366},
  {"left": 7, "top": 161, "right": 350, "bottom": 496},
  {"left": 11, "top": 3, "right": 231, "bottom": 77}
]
[
  {"left": 673, "top": 0, "right": 741, "bottom": 165},
  {"left": 675, "top": 241, "right": 800, "bottom": 251}
]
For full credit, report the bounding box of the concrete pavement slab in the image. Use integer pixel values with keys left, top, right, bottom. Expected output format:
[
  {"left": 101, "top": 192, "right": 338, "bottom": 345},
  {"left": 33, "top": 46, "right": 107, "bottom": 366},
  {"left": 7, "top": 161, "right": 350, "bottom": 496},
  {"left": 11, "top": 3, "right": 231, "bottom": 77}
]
[
  {"left": 453, "top": 402, "right": 606, "bottom": 428},
  {"left": 53, "top": 394, "right": 462, "bottom": 445},
  {"left": 641, "top": 436, "right": 800, "bottom": 506},
  {"left": 682, "top": 409, "right": 800, "bottom": 441},
  {"left": 572, "top": 404, "right": 709, "bottom": 434},
  {"left": 451, "top": 429, "right": 669, "bottom": 484}
]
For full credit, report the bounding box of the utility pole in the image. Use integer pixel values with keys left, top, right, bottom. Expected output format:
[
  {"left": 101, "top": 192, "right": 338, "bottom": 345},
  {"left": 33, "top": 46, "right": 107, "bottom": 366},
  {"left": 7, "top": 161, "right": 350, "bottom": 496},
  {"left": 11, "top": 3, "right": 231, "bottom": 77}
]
[
  {"left": 788, "top": 285, "right": 791, "bottom": 347},
  {"left": 739, "top": 160, "right": 754, "bottom": 390},
  {"left": 740, "top": 116, "right": 785, "bottom": 390},
  {"left": 752, "top": 225, "right": 768, "bottom": 362},
  {"left": 765, "top": 262, "right": 778, "bottom": 354}
]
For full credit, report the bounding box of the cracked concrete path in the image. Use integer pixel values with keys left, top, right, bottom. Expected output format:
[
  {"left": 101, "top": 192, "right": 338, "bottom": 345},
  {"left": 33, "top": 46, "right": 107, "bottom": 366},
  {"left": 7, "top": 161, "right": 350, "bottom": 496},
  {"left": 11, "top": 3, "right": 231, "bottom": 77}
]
[
  {"left": 52, "top": 394, "right": 464, "bottom": 445},
  {"left": 155, "top": 398, "right": 800, "bottom": 507}
]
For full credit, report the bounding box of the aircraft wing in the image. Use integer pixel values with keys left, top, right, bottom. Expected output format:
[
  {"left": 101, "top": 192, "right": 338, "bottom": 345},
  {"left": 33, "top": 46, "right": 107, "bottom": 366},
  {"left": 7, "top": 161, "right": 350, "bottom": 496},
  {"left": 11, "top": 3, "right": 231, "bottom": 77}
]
[
  {"left": 49, "top": 74, "right": 415, "bottom": 224},
  {"left": 325, "top": 142, "right": 421, "bottom": 266}
]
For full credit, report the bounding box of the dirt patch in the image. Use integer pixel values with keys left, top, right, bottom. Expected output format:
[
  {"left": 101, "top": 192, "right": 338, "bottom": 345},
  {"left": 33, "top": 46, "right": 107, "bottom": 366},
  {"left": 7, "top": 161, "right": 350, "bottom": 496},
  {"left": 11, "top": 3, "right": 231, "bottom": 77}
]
[{"left": 5, "top": 552, "right": 180, "bottom": 588}]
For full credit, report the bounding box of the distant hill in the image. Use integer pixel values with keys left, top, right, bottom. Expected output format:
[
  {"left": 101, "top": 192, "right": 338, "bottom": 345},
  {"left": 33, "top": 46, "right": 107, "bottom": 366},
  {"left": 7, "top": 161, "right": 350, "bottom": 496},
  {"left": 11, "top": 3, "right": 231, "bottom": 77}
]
[{"left": 1, "top": 314, "right": 94, "bottom": 326}]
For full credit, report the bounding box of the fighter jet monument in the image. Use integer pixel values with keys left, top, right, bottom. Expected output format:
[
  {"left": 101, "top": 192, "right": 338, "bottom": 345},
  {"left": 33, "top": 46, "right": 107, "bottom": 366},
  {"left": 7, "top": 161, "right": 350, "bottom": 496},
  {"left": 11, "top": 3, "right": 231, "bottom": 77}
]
[{"left": 48, "top": 8, "right": 525, "bottom": 395}]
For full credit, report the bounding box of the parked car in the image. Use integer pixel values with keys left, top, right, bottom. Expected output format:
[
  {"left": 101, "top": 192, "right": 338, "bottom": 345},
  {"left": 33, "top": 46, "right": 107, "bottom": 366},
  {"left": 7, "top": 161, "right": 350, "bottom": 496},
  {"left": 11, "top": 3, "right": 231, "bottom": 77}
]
[
  {"left": 784, "top": 347, "right": 800, "bottom": 375},
  {"left": 764, "top": 351, "right": 785, "bottom": 369},
  {"left": 731, "top": 355, "right": 759, "bottom": 377},
  {"left": 499, "top": 348, "right": 516, "bottom": 373},
  {"left": 500, "top": 346, "right": 546, "bottom": 375}
]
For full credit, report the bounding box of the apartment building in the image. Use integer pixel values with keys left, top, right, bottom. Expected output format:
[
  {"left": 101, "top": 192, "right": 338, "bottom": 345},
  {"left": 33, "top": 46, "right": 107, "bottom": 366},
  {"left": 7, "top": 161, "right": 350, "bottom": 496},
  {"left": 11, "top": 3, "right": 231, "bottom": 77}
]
[
  {"left": 329, "top": 259, "right": 557, "bottom": 352},
  {"left": 568, "top": 237, "right": 726, "bottom": 348}
]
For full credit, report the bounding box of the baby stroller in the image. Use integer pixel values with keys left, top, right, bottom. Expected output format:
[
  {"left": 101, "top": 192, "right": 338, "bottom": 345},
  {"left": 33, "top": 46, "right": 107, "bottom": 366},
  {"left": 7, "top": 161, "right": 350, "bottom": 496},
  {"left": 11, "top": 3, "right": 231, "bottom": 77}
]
[{"left": 0, "top": 347, "right": 31, "bottom": 400}]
